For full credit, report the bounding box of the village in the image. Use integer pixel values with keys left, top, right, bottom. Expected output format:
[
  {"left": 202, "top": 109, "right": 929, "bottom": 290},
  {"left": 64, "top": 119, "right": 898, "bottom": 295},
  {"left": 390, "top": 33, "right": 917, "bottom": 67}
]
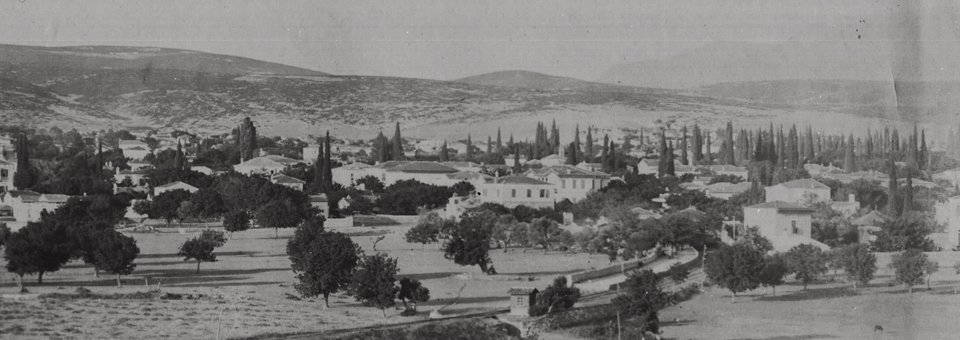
[{"left": 1, "top": 115, "right": 960, "bottom": 339}]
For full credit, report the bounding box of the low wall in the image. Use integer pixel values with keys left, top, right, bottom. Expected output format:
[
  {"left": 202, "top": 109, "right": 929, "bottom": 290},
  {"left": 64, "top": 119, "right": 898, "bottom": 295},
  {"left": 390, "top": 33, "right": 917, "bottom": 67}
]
[
  {"left": 326, "top": 216, "right": 354, "bottom": 228},
  {"left": 875, "top": 251, "right": 960, "bottom": 268},
  {"left": 565, "top": 249, "right": 660, "bottom": 284}
]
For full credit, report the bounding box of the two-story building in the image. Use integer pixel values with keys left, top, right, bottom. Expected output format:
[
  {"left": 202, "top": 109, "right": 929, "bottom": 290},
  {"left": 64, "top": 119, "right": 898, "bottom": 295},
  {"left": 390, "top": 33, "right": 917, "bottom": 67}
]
[
  {"left": 4, "top": 191, "right": 71, "bottom": 223},
  {"left": 233, "top": 155, "right": 301, "bottom": 175},
  {"left": 764, "top": 179, "right": 831, "bottom": 206},
  {"left": 476, "top": 176, "right": 555, "bottom": 209},
  {"left": 524, "top": 165, "right": 610, "bottom": 203},
  {"left": 743, "top": 201, "right": 829, "bottom": 252},
  {"left": 0, "top": 159, "right": 15, "bottom": 192},
  {"left": 382, "top": 162, "right": 460, "bottom": 187}
]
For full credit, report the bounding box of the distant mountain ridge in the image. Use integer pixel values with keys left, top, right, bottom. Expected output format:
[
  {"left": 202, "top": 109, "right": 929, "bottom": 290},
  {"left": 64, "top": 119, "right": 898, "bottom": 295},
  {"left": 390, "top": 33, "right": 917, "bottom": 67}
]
[{"left": 454, "top": 70, "right": 595, "bottom": 89}]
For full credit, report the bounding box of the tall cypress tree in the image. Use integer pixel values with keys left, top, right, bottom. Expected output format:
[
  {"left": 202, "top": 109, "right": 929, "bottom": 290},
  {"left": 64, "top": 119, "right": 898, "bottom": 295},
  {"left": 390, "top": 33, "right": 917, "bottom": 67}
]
[
  {"left": 788, "top": 125, "right": 800, "bottom": 169},
  {"left": 843, "top": 134, "right": 856, "bottom": 172},
  {"left": 724, "top": 121, "right": 735, "bottom": 165},
  {"left": 487, "top": 136, "right": 492, "bottom": 155},
  {"left": 439, "top": 141, "right": 449, "bottom": 162},
  {"left": 666, "top": 141, "right": 676, "bottom": 176},
  {"left": 584, "top": 127, "right": 594, "bottom": 162},
  {"left": 919, "top": 130, "right": 928, "bottom": 170},
  {"left": 392, "top": 122, "right": 404, "bottom": 161},
  {"left": 680, "top": 125, "right": 689, "bottom": 165},
  {"left": 573, "top": 125, "right": 581, "bottom": 163},
  {"left": 601, "top": 134, "right": 610, "bottom": 172},
  {"left": 891, "top": 128, "right": 900, "bottom": 153},
  {"left": 658, "top": 129, "right": 668, "bottom": 177},
  {"left": 704, "top": 132, "right": 712, "bottom": 165},
  {"left": 496, "top": 128, "right": 502, "bottom": 152},
  {"left": 865, "top": 128, "right": 874, "bottom": 159},
  {"left": 610, "top": 142, "right": 619, "bottom": 172},
  {"left": 13, "top": 134, "right": 34, "bottom": 190},
  {"left": 903, "top": 170, "right": 914, "bottom": 215},
  {"left": 314, "top": 138, "right": 325, "bottom": 188},
  {"left": 754, "top": 128, "right": 765, "bottom": 162},
  {"left": 550, "top": 120, "right": 560, "bottom": 155},
  {"left": 174, "top": 141, "right": 184, "bottom": 170},
  {"left": 887, "top": 157, "right": 900, "bottom": 217},
  {"left": 465, "top": 134, "right": 473, "bottom": 161},
  {"left": 507, "top": 133, "right": 514, "bottom": 151},
  {"left": 238, "top": 117, "right": 257, "bottom": 161},
  {"left": 513, "top": 146, "right": 521, "bottom": 174},
  {"left": 96, "top": 138, "right": 104, "bottom": 177},
  {"left": 323, "top": 131, "right": 333, "bottom": 192},
  {"left": 691, "top": 124, "right": 702, "bottom": 166}
]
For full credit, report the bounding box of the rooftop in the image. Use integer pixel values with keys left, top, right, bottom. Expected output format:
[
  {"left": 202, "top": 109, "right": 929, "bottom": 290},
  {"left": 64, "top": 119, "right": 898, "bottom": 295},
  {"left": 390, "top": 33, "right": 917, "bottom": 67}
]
[
  {"left": 492, "top": 176, "right": 553, "bottom": 185},
  {"left": 746, "top": 201, "right": 814, "bottom": 213},
  {"left": 389, "top": 162, "right": 459, "bottom": 174},
  {"left": 507, "top": 287, "right": 538, "bottom": 295},
  {"left": 272, "top": 174, "right": 306, "bottom": 184},
  {"left": 851, "top": 210, "right": 888, "bottom": 226},
  {"left": 775, "top": 178, "right": 830, "bottom": 190}
]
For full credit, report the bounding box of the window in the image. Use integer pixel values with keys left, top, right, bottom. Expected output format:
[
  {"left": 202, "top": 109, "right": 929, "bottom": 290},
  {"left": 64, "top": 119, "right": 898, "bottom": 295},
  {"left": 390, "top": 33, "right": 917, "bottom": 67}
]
[
  {"left": 581, "top": 179, "right": 585, "bottom": 188},
  {"left": 572, "top": 180, "right": 576, "bottom": 189},
  {"left": 482, "top": 189, "right": 487, "bottom": 196},
  {"left": 511, "top": 189, "right": 516, "bottom": 197},
  {"left": 540, "top": 189, "right": 546, "bottom": 198},
  {"left": 592, "top": 180, "right": 595, "bottom": 189},
  {"left": 562, "top": 179, "right": 566, "bottom": 189},
  {"left": 527, "top": 189, "right": 532, "bottom": 197},
  {"left": 791, "top": 221, "right": 799, "bottom": 234}
]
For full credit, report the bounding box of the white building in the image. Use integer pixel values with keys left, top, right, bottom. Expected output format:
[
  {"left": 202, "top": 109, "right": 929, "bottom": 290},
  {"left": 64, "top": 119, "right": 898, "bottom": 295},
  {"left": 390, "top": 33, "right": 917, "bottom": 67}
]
[
  {"left": 272, "top": 174, "right": 306, "bottom": 191},
  {"left": 705, "top": 182, "right": 752, "bottom": 200},
  {"left": 764, "top": 179, "right": 831, "bottom": 206},
  {"left": 302, "top": 145, "right": 321, "bottom": 164},
  {"left": 933, "top": 168, "right": 960, "bottom": 187},
  {"left": 0, "top": 159, "right": 15, "bottom": 192},
  {"left": 154, "top": 181, "right": 199, "bottom": 196},
  {"left": 3, "top": 191, "right": 71, "bottom": 223},
  {"left": 332, "top": 162, "right": 375, "bottom": 187},
  {"left": 743, "top": 201, "right": 829, "bottom": 252},
  {"left": 477, "top": 176, "right": 555, "bottom": 209},
  {"left": 233, "top": 155, "right": 301, "bottom": 175},
  {"left": 935, "top": 196, "right": 960, "bottom": 250},
  {"left": 524, "top": 165, "right": 610, "bottom": 203},
  {"left": 382, "top": 162, "right": 459, "bottom": 187}
]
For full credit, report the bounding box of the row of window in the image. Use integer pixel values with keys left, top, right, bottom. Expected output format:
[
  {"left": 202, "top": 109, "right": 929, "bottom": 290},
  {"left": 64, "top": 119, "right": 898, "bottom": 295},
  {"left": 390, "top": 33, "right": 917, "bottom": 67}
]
[
  {"left": 480, "top": 189, "right": 550, "bottom": 198},
  {"left": 561, "top": 179, "right": 597, "bottom": 190}
]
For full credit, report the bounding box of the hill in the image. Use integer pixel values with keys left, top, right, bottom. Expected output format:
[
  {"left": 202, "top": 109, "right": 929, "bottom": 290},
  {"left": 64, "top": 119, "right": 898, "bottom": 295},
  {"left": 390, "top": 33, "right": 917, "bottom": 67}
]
[
  {"left": 454, "top": 70, "right": 596, "bottom": 90},
  {"left": 0, "top": 44, "right": 941, "bottom": 140}
]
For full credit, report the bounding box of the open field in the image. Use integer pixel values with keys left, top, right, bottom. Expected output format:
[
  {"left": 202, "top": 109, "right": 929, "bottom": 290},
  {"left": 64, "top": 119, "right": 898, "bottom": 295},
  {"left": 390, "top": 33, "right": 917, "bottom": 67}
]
[{"left": 0, "top": 222, "right": 610, "bottom": 339}]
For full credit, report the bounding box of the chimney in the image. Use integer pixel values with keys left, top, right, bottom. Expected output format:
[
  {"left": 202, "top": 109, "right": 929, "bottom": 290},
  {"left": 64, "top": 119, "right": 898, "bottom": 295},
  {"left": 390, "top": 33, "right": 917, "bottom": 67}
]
[{"left": 849, "top": 194, "right": 856, "bottom": 202}]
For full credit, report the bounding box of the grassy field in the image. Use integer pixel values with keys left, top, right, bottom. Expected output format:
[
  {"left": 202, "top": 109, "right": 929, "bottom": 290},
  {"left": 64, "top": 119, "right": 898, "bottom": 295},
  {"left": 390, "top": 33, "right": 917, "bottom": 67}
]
[
  {"left": 0, "top": 222, "right": 610, "bottom": 339},
  {"left": 4, "top": 221, "right": 960, "bottom": 340}
]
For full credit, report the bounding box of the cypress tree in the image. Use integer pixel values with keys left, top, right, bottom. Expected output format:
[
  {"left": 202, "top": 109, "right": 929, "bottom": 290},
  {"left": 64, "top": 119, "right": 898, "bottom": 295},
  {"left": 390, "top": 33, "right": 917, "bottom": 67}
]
[
  {"left": 466, "top": 134, "right": 473, "bottom": 161},
  {"left": 724, "top": 121, "right": 735, "bottom": 165},
  {"left": 610, "top": 142, "right": 619, "bottom": 172},
  {"left": 13, "top": 134, "right": 34, "bottom": 190},
  {"left": 919, "top": 130, "right": 927, "bottom": 170},
  {"left": 903, "top": 170, "right": 914, "bottom": 215},
  {"left": 704, "top": 132, "right": 712, "bottom": 165},
  {"left": 691, "top": 124, "right": 702, "bottom": 166},
  {"left": 666, "top": 141, "right": 676, "bottom": 176},
  {"left": 891, "top": 128, "right": 900, "bottom": 153},
  {"left": 174, "top": 141, "right": 184, "bottom": 170},
  {"left": 496, "top": 128, "right": 502, "bottom": 152},
  {"left": 601, "top": 134, "right": 610, "bottom": 172},
  {"left": 313, "top": 139, "right": 327, "bottom": 186},
  {"left": 777, "top": 126, "right": 785, "bottom": 169},
  {"left": 585, "top": 127, "right": 594, "bottom": 162},
  {"left": 804, "top": 126, "right": 815, "bottom": 162},
  {"left": 487, "top": 136, "right": 492, "bottom": 155},
  {"left": 96, "top": 138, "right": 104, "bottom": 177},
  {"left": 440, "top": 141, "right": 449, "bottom": 162},
  {"left": 566, "top": 142, "right": 577, "bottom": 165},
  {"left": 508, "top": 134, "right": 514, "bottom": 151},
  {"left": 843, "top": 134, "right": 856, "bottom": 172},
  {"left": 658, "top": 129, "right": 668, "bottom": 177},
  {"left": 754, "top": 129, "right": 765, "bottom": 162},
  {"left": 513, "top": 146, "right": 521, "bottom": 174},
  {"left": 574, "top": 125, "right": 581, "bottom": 163},
  {"left": 392, "top": 122, "right": 404, "bottom": 161},
  {"left": 865, "top": 128, "right": 874, "bottom": 159},
  {"left": 551, "top": 120, "right": 560, "bottom": 154},
  {"left": 680, "top": 125, "right": 689, "bottom": 165},
  {"left": 323, "top": 131, "right": 333, "bottom": 191},
  {"left": 888, "top": 157, "right": 900, "bottom": 217}
]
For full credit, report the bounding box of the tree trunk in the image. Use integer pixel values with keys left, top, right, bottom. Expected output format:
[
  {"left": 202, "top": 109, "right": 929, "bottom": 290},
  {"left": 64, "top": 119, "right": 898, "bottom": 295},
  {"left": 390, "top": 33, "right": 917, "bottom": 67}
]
[
  {"left": 772, "top": 285, "right": 776, "bottom": 296},
  {"left": 38, "top": 271, "right": 44, "bottom": 284},
  {"left": 381, "top": 307, "right": 387, "bottom": 319},
  {"left": 15, "top": 274, "right": 23, "bottom": 292},
  {"left": 479, "top": 261, "right": 489, "bottom": 274},
  {"left": 908, "top": 285, "right": 913, "bottom": 294},
  {"left": 411, "top": 301, "right": 418, "bottom": 312},
  {"left": 853, "top": 281, "right": 857, "bottom": 291},
  {"left": 275, "top": 227, "right": 278, "bottom": 239},
  {"left": 94, "top": 265, "right": 100, "bottom": 278},
  {"left": 117, "top": 274, "right": 122, "bottom": 287},
  {"left": 197, "top": 260, "right": 201, "bottom": 274},
  {"left": 731, "top": 292, "right": 736, "bottom": 303},
  {"left": 323, "top": 293, "right": 330, "bottom": 309}
]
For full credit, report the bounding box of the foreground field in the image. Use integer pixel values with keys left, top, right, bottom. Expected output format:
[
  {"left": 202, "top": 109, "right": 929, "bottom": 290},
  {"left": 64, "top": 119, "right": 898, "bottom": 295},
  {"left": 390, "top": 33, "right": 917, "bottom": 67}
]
[{"left": 0, "top": 223, "right": 610, "bottom": 339}]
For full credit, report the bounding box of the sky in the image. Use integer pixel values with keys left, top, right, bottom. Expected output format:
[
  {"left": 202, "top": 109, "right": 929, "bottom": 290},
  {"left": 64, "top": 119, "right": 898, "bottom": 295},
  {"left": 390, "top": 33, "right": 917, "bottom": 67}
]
[{"left": 1, "top": 0, "right": 958, "bottom": 81}]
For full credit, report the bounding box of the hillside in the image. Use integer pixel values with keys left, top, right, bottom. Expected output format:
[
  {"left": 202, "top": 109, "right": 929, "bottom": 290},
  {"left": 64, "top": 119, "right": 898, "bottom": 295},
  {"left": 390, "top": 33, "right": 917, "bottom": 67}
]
[{"left": 0, "top": 44, "right": 939, "bottom": 140}]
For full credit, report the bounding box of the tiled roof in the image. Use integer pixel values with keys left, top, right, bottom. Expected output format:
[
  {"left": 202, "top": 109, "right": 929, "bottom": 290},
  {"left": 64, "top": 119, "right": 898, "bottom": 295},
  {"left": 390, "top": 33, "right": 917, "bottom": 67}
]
[
  {"left": 156, "top": 181, "right": 198, "bottom": 190},
  {"left": 272, "top": 174, "right": 305, "bottom": 184},
  {"left": 5, "top": 190, "right": 41, "bottom": 199},
  {"left": 40, "top": 194, "right": 71, "bottom": 203},
  {"left": 441, "top": 161, "right": 480, "bottom": 168},
  {"left": 374, "top": 161, "right": 410, "bottom": 169},
  {"left": 507, "top": 287, "right": 538, "bottom": 295},
  {"left": 264, "top": 155, "right": 301, "bottom": 165},
  {"left": 746, "top": 201, "right": 814, "bottom": 213},
  {"left": 707, "top": 182, "right": 752, "bottom": 193},
  {"left": 336, "top": 162, "right": 373, "bottom": 170},
  {"left": 851, "top": 210, "right": 887, "bottom": 226},
  {"left": 776, "top": 179, "right": 830, "bottom": 190},
  {"left": 447, "top": 171, "right": 493, "bottom": 181},
  {"left": 526, "top": 165, "right": 610, "bottom": 179},
  {"left": 492, "top": 176, "right": 552, "bottom": 185},
  {"left": 390, "top": 162, "right": 459, "bottom": 174},
  {"left": 309, "top": 194, "right": 329, "bottom": 203}
]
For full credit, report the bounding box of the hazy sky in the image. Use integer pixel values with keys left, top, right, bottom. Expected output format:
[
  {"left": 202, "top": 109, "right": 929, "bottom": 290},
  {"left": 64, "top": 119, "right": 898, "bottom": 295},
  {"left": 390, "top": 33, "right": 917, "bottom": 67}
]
[{"left": 1, "top": 0, "right": 957, "bottom": 80}]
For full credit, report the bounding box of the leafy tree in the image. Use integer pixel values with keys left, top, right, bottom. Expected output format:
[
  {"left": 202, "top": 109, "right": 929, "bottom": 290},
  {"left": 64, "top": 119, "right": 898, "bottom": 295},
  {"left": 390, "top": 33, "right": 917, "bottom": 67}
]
[
  {"left": 256, "top": 198, "right": 303, "bottom": 238},
  {"left": 4, "top": 221, "right": 73, "bottom": 284},
  {"left": 784, "top": 244, "right": 828, "bottom": 289},
  {"left": 189, "top": 188, "right": 226, "bottom": 220},
  {"left": 288, "top": 222, "right": 361, "bottom": 308},
  {"left": 527, "top": 217, "right": 563, "bottom": 252},
  {"left": 443, "top": 209, "right": 495, "bottom": 273},
  {"left": 530, "top": 276, "right": 581, "bottom": 316},
  {"left": 405, "top": 211, "right": 444, "bottom": 250},
  {"left": 707, "top": 174, "right": 744, "bottom": 184},
  {"left": 351, "top": 253, "right": 400, "bottom": 318},
  {"left": 704, "top": 243, "right": 765, "bottom": 302},
  {"left": 0, "top": 223, "right": 10, "bottom": 249},
  {"left": 923, "top": 259, "right": 939, "bottom": 290},
  {"left": 736, "top": 225, "right": 774, "bottom": 253},
  {"left": 13, "top": 133, "right": 36, "bottom": 189},
  {"left": 377, "top": 179, "right": 452, "bottom": 215},
  {"left": 666, "top": 262, "right": 691, "bottom": 288},
  {"left": 145, "top": 189, "right": 194, "bottom": 226},
  {"left": 223, "top": 209, "right": 251, "bottom": 233},
  {"left": 450, "top": 181, "right": 475, "bottom": 197},
  {"left": 92, "top": 230, "right": 140, "bottom": 287},
  {"left": 758, "top": 253, "right": 789, "bottom": 295},
  {"left": 872, "top": 217, "right": 936, "bottom": 252},
  {"left": 837, "top": 243, "right": 877, "bottom": 290},
  {"left": 889, "top": 249, "right": 929, "bottom": 293},
  {"left": 177, "top": 230, "right": 227, "bottom": 274},
  {"left": 397, "top": 277, "right": 430, "bottom": 311},
  {"left": 612, "top": 270, "right": 673, "bottom": 336}
]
